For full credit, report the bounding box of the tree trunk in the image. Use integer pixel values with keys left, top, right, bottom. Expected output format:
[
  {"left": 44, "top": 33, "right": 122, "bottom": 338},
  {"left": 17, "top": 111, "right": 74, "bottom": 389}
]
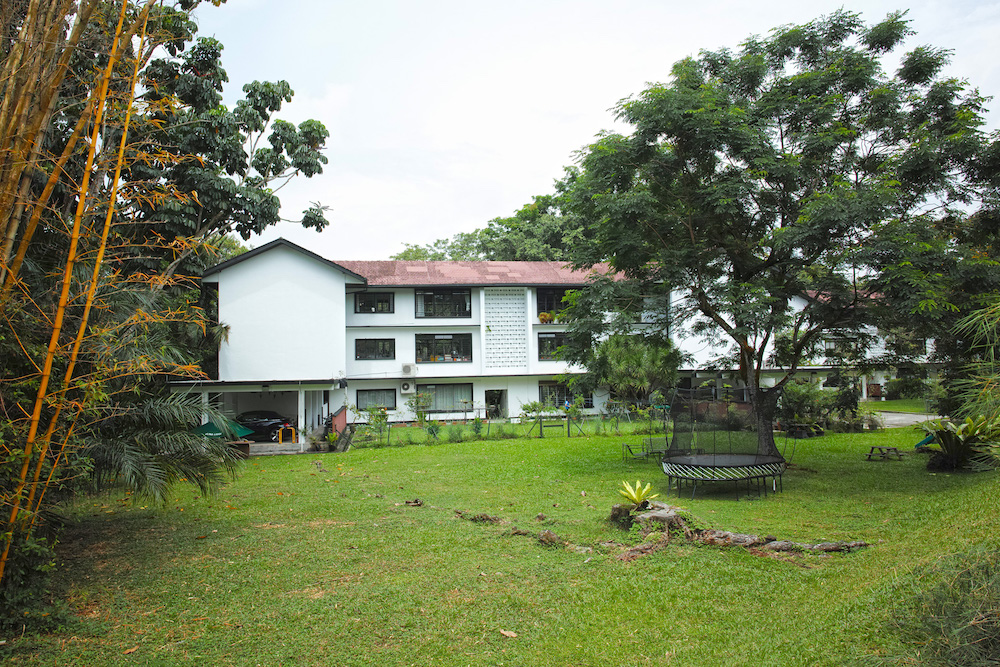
[{"left": 747, "top": 384, "right": 782, "bottom": 459}]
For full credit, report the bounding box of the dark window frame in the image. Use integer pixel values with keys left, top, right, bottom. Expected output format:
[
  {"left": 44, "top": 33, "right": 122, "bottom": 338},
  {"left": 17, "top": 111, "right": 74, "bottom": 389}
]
[
  {"left": 415, "top": 333, "right": 473, "bottom": 363},
  {"left": 537, "top": 288, "right": 569, "bottom": 316},
  {"left": 415, "top": 289, "right": 472, "bottom": 318},
  {"left": 355, "top": 338, "right": 396, "bottom": 360},
  {"left": 355, "top": 292, "right": 394, "bottom": 314},
  {"left": 537, "top": 332, "right": 567, "bottom": 361},
  {"left": 356, "top": 388, "right": 397, "bottom": 410}
]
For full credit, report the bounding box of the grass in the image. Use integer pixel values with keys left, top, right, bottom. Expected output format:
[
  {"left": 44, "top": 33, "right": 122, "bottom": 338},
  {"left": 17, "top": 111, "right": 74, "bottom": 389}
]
[
  {"left": 867, "top": 398, "right": 933, "bottom": 414},
  {"left": 5, "top": 428, "right": 999, "bottom": 665}
]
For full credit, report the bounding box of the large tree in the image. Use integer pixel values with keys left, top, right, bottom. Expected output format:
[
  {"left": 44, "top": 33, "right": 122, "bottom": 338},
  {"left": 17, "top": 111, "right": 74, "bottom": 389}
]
[{"left": 565, "top": 10, "right": 999, "bottom": 456}]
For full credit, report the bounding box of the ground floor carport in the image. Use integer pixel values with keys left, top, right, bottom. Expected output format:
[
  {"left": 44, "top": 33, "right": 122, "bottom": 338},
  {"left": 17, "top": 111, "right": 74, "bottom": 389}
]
[{"left": 169, "top": 379, "right": 349, "bottom": 451}]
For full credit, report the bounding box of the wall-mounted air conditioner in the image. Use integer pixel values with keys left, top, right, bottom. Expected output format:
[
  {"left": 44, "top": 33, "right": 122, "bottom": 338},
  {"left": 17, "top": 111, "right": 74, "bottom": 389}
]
[
  {"left": 400, "top": 380, "right": 416, "bottom": 394},
  {"left": 401, "top": 363, "right": 417, "bottom": 377}
]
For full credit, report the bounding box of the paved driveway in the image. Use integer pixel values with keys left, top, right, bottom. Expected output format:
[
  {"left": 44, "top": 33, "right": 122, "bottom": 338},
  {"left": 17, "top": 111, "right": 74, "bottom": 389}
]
[{"left": 878, "top": 411, "right": 940, "bottom": 428}]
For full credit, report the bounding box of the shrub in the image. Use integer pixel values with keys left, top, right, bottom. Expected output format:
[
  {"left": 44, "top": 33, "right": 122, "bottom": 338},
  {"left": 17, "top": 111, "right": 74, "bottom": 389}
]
[
  {"left": 890, "top": 543, "right": 1000, "bottom": 666},
  {"left": 885, "top": 377, "right": 930, "bottom": 400},
  {"left": 424, "top": 421, "right": 441, "bottom": 441},
  {"left": 777, "top": 380, "right": 834, "bottom": 427},
  {"left": 0, "top": 534, "right": 67, "bottom": 633},
  {"left": 920, "top": 416, "right": 1000, "bottom": 471},
  {"left": 446, "top": 424, "right": 464, "bottom": 443},
  {"left": 471, "top": 417, "right": 484, "bottom": 437}
]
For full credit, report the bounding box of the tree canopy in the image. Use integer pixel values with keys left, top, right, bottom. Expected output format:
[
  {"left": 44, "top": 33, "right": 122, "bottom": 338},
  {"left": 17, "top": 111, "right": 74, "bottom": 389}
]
[
  {"left": 391, "top": 190, "right": 594, "bottom": 261},
  {"left": 564, "top": 10, "right": 1000, "bottom": 455}
]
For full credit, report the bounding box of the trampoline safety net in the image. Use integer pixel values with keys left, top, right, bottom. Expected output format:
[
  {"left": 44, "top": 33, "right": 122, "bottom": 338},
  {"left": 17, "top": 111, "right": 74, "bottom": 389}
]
[{"left": 661, "top": 388, "right": 786, "bottom": 495}]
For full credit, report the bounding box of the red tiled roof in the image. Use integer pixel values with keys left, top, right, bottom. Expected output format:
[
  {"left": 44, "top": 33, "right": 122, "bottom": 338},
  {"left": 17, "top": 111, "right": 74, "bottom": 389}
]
[{"left": 336, "top": 260, "right": 612, "bottom": 287}]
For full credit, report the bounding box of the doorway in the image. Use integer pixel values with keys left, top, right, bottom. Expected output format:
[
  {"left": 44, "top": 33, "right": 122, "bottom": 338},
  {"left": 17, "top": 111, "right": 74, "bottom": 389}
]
[{"left": 485, "top": 390, "right": 507, "bottom": 419}]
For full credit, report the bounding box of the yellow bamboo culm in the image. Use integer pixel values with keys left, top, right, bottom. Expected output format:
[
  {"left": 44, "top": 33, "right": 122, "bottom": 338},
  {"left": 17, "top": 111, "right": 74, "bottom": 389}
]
[
  {"left": 0, "top": 0, "right": 131, "bottom": 588},
  {"left": 24, "top": 5, "right": 154, "bottom": 534}
]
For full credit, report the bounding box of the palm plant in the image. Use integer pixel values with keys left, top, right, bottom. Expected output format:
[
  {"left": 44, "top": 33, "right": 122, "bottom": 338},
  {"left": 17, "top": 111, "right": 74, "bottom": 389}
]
[
  {"left": 86, "top": 393, "right": 240, "bottom": 500},
  {"left": 920, "top": 416, "right": 1000, "bottom": 472}
]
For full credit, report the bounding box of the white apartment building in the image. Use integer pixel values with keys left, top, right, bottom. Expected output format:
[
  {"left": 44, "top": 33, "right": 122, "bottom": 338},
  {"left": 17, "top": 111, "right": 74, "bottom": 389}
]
[{"left": 174, "top": 238, "right": 612, "bottom": 440}]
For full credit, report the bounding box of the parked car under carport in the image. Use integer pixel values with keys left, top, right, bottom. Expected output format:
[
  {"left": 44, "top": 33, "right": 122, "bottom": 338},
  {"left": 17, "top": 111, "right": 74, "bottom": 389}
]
[{"left": 235, "top": 411, "right": 294, "bottom": 442}]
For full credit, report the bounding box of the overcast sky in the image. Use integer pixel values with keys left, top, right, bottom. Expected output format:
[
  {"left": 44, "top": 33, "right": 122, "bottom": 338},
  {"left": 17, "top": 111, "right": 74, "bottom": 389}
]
[{"left": 191, "top": 1, "right": 1000, "bottom": 260}]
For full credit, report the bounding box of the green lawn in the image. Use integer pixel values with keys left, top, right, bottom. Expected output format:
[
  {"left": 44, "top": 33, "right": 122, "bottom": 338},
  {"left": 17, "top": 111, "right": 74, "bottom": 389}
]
[
  {"left": 867, "top": 398, "right": 934, "bottom": 414},
  {"left": 5, "top": 429, "right": 998, "bottom": 665}
]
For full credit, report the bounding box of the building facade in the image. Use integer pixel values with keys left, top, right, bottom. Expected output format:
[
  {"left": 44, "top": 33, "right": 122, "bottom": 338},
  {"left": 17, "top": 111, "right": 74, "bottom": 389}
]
[{"left": 174, "top": 239, "right": 611, "bottom": 443}]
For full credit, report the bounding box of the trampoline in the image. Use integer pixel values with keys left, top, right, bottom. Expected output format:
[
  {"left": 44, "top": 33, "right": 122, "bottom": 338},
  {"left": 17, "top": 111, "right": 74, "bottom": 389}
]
[{"left": 660, "top": 388, "right": 786, "bottom": 498}]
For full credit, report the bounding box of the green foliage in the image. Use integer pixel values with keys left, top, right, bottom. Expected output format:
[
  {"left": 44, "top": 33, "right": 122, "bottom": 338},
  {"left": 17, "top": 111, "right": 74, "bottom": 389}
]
[
  {"left": 618, "top": 479, "right": 659, "bottom": 510},
  {"left": 949, "top": 301, "right": 1000, "bottom": 421},
  {"left": 0, "top": 534, "right": 67, "bottom": 634},
  {"left": 445, "top": 424, "right": 464, "bottom": 443},
  {"left": 920, "top": 416, "right": 1000, "bottom": 471},
  {"left": 390, "top": 191, "right": 596, "bottom": 262},
  {"left": 405, "top": 392, "right": 433, "bottom": 425},
  {"left": 563, "top": 9, "right": 999, "bottom": 457},
  {"left": 890, "top": 543, "right": 1000, "bottom": 666},
  {"left": 885, "top": 377, "right": 930, "bottom": 400},
  {"left": 424, "top": 420, "right": 442, "bottom": 440},
  {"left": 777, "top": 381, "right": 834, "bottom": 426},
  {"left": 350, "top": 405, "right": 389, "bottom": 446},
  {"left": 519, "top": 401, "right": 557, "bottom": 422},
  {"left": 471, "top": 417, "right": 484, "bottom": 437}
]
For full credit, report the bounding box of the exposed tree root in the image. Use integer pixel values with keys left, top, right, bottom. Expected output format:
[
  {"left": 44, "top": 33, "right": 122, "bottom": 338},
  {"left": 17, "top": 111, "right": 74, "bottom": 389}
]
[{"left": 615, "top": 502, "right": 868, "bottom": 561}]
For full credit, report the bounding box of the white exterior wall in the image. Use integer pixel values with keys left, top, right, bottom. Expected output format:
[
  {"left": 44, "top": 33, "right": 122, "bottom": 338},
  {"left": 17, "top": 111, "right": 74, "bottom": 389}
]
[
  {"left": 345, "top": 286, "right": 580, "bottom": 381},
  {"left": 212, "top": 245, "right": 352, "bottom": 381}
]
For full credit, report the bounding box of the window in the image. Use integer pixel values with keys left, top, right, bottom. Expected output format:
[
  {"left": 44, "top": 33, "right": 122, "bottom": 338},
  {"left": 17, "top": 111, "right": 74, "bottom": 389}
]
[
  {"left": 355, "top": 338, "right": 395, "bottom": 360},
  {"left": 416, "top": 383, "right": 473, "bottom": 412},
  {"left": 355, "top": 292, "right": 394, "bottom": 313},
  {"left": 538, "top": 332, "right": 567, "bottom": 360},
  {"left": 415, "top": 289, "right": 471, "bottom": 318},
  {"left": 539, "top": 382, "right": 593, "bottom": 408},
  {"left": 415, "top": 334, "right": 472, "bottom": 363},
  {"left": 537, "top": 288, "right": 568, "bottom": 316},
  {"left": 356, "top": 389, "right": 396, "bottom": 410}
]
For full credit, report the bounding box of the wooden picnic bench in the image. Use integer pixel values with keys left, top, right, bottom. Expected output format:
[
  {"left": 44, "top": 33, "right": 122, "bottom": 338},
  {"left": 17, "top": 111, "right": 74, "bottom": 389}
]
[{"left": 866, "top": 445, "right": 903, "bottom": 461}]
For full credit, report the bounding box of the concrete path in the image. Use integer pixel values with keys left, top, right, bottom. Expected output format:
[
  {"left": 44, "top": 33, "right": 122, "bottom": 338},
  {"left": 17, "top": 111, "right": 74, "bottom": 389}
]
[{"left": 877, "top": 411, "right": 940, "bottom": 428}]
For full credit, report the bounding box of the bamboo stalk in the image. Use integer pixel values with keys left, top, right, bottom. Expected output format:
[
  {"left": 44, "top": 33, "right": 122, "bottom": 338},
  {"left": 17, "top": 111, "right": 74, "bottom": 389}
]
[
  {"left": 23, "top": 5, "right": 152, "bottom": 526},
  {"left": 0, "top": 0, "right": 129, "bottom": 587}
]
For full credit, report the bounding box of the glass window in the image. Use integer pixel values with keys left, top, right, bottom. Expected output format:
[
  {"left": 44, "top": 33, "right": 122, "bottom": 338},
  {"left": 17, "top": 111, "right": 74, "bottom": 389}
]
[
  {"left": 355, "top": 292, "right": 394, "bottom": 313},
  {"left": 415, "top": 289, "right": 471, "bottom": 318},
  {"left": 538, "top": 332, "right": 567, "bottom": 360},
  {"left": 416, "top": 383, "right": 473, "bottom": 412},
  {"left": 539, "top": 382, "right": 593, "bottom": 408},
  {"left": 355, "top": 338, "right": 395, "bottom": 360},
  {"left": 537, "top": 288, "right": 568, "bottom": 316},
  {"left": 415, "top": 334, "right": 472, "bottom": 363},
  {"left": 357, "top": 389, "right": 396, "bottom": 410}
]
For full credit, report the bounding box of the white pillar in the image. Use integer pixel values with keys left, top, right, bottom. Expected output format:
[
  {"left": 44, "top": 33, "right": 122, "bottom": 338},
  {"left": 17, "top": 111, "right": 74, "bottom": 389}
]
[{"left": 297, "top": 388, "right": 306, "bottom": 452}]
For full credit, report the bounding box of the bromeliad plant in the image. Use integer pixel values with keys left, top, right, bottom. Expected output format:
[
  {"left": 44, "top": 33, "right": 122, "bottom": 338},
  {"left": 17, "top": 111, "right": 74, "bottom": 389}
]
[
  {"left": 920, "top": 416, "right": 1000, "bottom": 472},
  {"left": 619, "top": 479, "right": 660, "bottom": 511}
]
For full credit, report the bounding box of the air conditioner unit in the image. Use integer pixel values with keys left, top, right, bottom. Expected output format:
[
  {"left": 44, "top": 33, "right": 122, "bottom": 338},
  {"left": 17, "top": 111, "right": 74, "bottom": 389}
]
[
  {"left": 400, "top": 380, "right": 416, "bottom": 394},
  {"left": 401, "top": 363, "right": 417, "bottom": 377}
]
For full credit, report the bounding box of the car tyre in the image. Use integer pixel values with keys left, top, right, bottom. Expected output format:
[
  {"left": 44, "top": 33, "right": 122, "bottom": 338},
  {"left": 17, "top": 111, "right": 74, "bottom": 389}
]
[{"left": 269, "top": 428, "right": 281, "bottom": 442}]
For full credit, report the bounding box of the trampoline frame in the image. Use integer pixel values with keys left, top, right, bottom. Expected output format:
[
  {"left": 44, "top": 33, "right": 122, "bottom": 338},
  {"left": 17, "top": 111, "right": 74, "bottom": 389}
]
[{"left": 661, "top": 453, "right": 786, "bottom": 499}]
